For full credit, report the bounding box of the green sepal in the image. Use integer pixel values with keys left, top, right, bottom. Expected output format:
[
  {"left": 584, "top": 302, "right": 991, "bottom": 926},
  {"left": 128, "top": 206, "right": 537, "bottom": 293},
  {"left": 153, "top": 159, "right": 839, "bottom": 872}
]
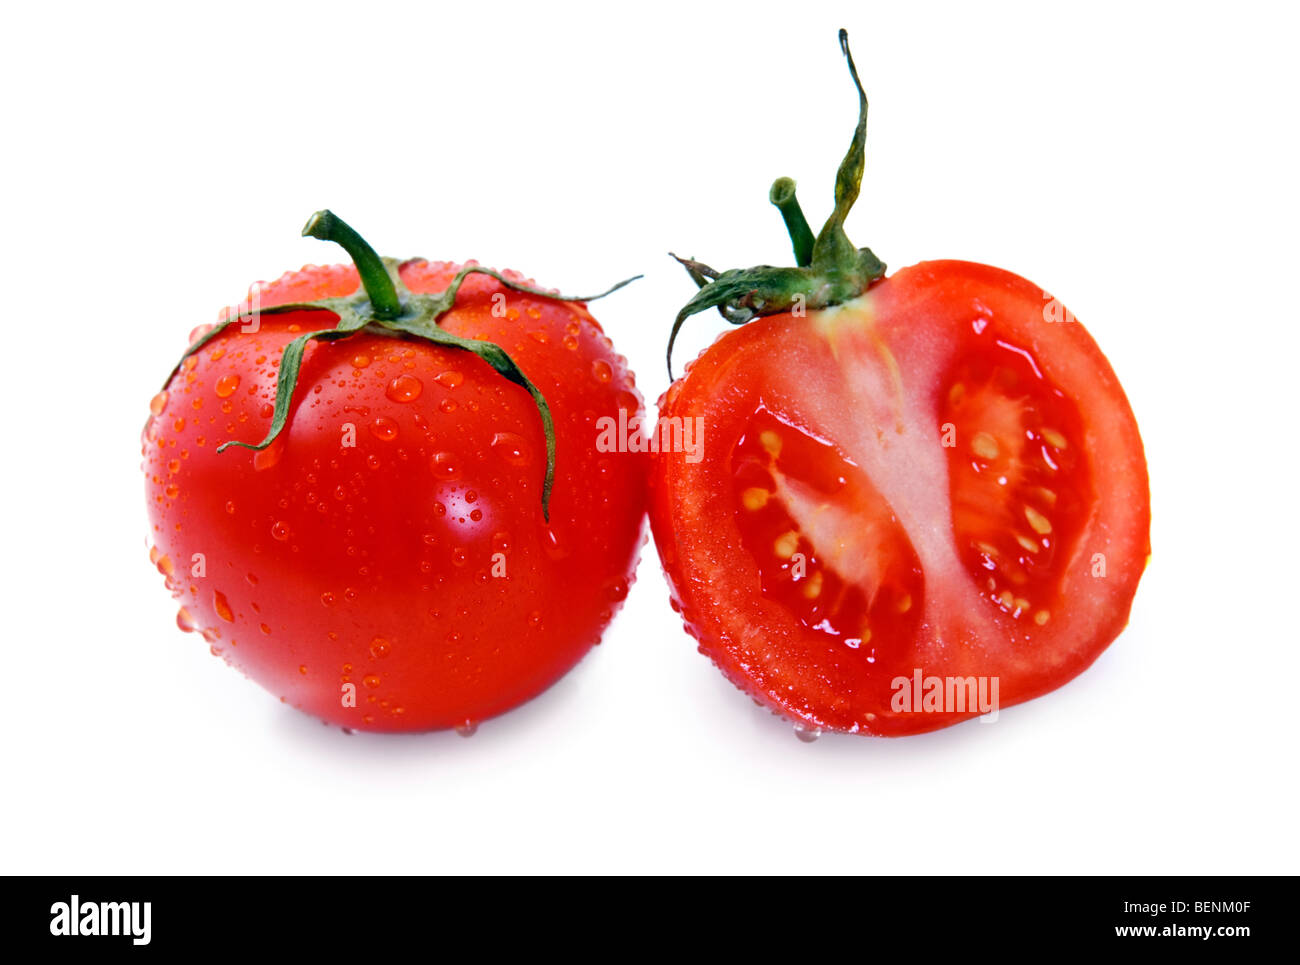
[
  {"left": 166, "top": 211, "right": 639, "bottom": 521},
  {"left": 665, "top": 28, "right": 887, "bottom": 379},
  {"left": 215, "top": 326, "right": 363, "bottom": 458},
  {"left": 378, "top": 313, "right": 558, "bottom": 518}
]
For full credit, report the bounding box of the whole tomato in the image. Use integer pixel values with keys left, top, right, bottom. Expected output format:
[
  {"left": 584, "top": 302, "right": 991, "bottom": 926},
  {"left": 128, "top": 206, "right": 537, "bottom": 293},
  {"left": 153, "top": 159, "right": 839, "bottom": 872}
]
[{"left": 144, "top": 212, "right": 646, "bottom": 733}]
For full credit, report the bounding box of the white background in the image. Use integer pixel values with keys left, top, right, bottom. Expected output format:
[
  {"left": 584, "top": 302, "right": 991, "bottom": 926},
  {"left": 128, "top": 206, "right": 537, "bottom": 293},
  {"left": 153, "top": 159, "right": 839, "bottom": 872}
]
[{"left": 2, "top": 0, "right": 1297, "bottom": 875}]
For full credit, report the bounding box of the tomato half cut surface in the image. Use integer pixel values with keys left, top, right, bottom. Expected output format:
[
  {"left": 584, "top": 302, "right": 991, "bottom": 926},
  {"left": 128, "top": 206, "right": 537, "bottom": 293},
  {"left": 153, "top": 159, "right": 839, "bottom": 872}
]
[{"left": 650, "top": 260, "right": 1150, "bottom": 736}]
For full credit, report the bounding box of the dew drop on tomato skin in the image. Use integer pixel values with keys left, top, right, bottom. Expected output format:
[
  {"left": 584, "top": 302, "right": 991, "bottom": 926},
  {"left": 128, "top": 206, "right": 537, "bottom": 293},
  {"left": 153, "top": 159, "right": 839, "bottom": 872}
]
[
  {"left": 794, "top": 724, "right": 822, "bottom": 743},
  {"left": 253, "top": 438, "right": 284, "bottom": 471},
  {"left": 434, "top": 370, "right": 463, "bottom": 389},
  {"left": 369, "top": 417, "right": 398, "bottom": 441},
  {"left": 431, "top": 452, "right": 460, "bottom": 479},
  {"left": 214, "top": 373, "right": 240, "bottom": 398},
  {"left": 591, "top": 359, "right": 613, "bottom": 383},
  {"left": 369, "top": 637, "right": 391, "bottom": 659},
  {"left": 385, "top": 374, "right": 423, "bottom": 403},
  {"left": 213, "top": 590, "right": 234, "bottom": 623},
  {"left": 490, "top": 431, "right": 528, "bottom": 466},
  {"left": 455, "top": 720, "right": 478, "bottom": 738},
  {"left": 271, "top": 520, "right": 291, "bottom": 541}
]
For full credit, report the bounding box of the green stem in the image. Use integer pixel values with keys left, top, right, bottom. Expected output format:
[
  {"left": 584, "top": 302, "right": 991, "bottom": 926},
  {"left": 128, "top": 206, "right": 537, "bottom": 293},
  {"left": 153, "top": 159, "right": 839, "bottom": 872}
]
[
  {"left": 302, "top": 210, "right": 403, "bottom": 319},
  {"left": 769, "top": 178, "right": 815, "bottom": 267}
]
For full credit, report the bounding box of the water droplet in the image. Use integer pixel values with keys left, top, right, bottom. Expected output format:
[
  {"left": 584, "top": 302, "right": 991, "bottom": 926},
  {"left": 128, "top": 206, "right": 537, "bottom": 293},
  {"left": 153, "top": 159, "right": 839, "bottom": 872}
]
[
  {"left": 299, "top": 665, "right": 309, "bottom": 675},
  {"left": 451, "top": 547, "right": 468, "bottom": 566},
  {"left": 386, "top": 374, "right": 423, "bottom": 403},
  {"left": 431, "top": 451, "right": 459, "bottom": 478},
  {"left": 490, "top": 431, "right": 528, "bottom": 465},
  {"left": 150, "top": 391, "right": 169, "bottom": 416},
  {"left": 363, "top": 674, "right": 381, "bottom": 689},
  {"left": 213, "top": 590, "right": 234, "bottom": 623},
  {"left": 543, "top": 525, "right": 568, "bottom": 561},
  {"left": 167, "top": 459, "right": 181, "bottom": 474},
  {"left": 164, "top": 483, "right": 179, "bottom": 499},
  {"left": 434, "top": 370, "right": 463, "bottom": 389},
  {"left": 369, "top": 637, "right": 391, "bottom": 659},
  {"left": 369, "top": 417, "right": 398, "bottom": 441},
  {"left": 352, "top": 354, "right": 371, "bottom": 368},
  {"left": 225, "top": 501, "right": 236, "bottom": 514},
  {"left": 794, "top": 724, "right": 822, "bottom": 743},
  {"left": 271, "top": 520, "right": 290, "bottom": 541},
  {"left": 455, "top": 720, "right": 478, "bottom": 737},
  {"left": 562, "top": 334, "right": 579, "bottom": 351},
  {"left": 605, "top": 578, "right": 629, "bottom": 602},
  {"left": 320, "top": 591, "right": 337, "bottom": 607},
  {"left": 592, "top": 359, "right": 613, "bottom": 383},
  {"left": 176, "top": 607, "right": 196, "bottom": 632},
  {"left": 253, "top": 438, "right": 284, "bottom": 471},
  {"left": 215, "top": 373, "right": 241, "bottom": 398}
]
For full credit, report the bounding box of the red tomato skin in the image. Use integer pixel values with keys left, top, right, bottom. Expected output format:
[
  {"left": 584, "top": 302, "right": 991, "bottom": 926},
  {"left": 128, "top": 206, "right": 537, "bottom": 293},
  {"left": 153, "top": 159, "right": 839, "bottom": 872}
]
[
  {"left": 650, "top": 260, "right": 1150, "bottom": 736},
  {"left": 144, "top": 261, "right": 647, "bottom": 732}
]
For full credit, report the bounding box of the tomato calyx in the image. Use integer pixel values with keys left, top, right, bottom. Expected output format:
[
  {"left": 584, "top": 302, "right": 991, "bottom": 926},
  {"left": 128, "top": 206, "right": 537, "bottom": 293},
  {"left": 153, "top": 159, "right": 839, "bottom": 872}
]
[
  {"left": 666, "top": 29, "right": 886, "bottom": 379},
  {"left": 166, "top": 210, "right": 641, "bottom": 520}
]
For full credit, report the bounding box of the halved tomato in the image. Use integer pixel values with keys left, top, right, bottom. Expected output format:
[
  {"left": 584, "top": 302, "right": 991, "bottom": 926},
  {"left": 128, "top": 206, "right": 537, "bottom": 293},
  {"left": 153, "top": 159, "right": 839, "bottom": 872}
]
[
  {"left": 651, "top": 260, "right": 1149, "bottom": 735},
  {"left": 651, "top": 30, "right": 1149, "bottom": 736},
  {"left": 652, "top": 30, "right": 1151, "bottom": 736}
]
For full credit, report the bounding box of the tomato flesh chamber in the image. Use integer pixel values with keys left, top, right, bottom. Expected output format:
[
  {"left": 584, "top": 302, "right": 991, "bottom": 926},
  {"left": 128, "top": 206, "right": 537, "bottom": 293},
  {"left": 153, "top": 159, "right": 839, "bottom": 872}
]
[
  {"left": 729, "top": 317, "right": 1093, "bottom": 653},
  {"left": 732, "top": 408, "right": 924, "bottom": 658},
  {"left": 940, "top": 323, "right": 1093, "bottom": 625}
]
